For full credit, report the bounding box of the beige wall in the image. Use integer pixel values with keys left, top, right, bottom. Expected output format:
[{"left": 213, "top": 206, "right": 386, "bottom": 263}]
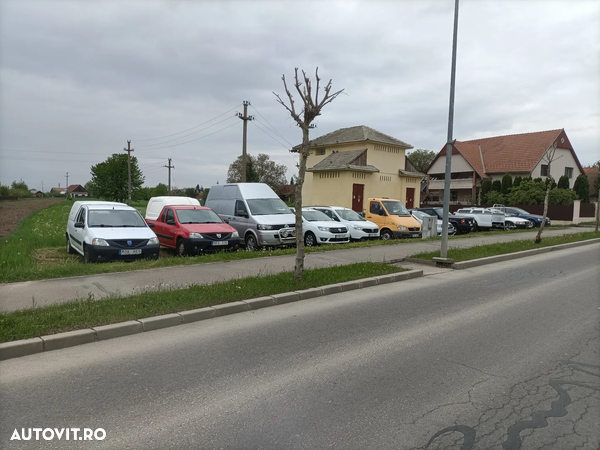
[
  {"left": 428, "top": 153, "right": 473, "bottom": 174},
  {"left": 531, "top": 147, "right": 582, "bottom": 188},
  {"left": 303, "top": 141, "right": 420, "bottom": 210}
]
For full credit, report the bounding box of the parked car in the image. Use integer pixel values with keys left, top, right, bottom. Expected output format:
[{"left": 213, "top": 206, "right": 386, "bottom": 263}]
[
  {"left": 66, "top": 201, "right": 160, "bottom": 263},
  {"left": 492, "top": 204, "right": 551, "bottom": 227},
  {"left": 292, "top": 207, "right": 350, "bottom": 246},
  {"left": 309, "top": 206, "right": 379, "bottom": 241},
  {"left": 145, "top": 197, "right": 240, "bottom": 256},
  {"left": 365, "top": 198, "right": 421, "bottom": 239},
  {"left": 410, "top": 210, "right": 456, "bottom": 236},
  {"left": 412, "top": 207, "right": 476, "bottom": 234},
  {"left": 205, "top": 183, "right": 296, "bottom": 250},
  {"left": 454, "top": 207, "right": 505, "bottom": 230},
  {"left": 490, "top": 209, "right": 534, "bottom": 229}
]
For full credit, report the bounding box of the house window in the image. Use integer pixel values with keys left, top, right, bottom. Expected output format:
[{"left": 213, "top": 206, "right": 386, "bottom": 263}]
[
  {"left": 564, "top": 167, "right": 573, "bottom": 178},
  {"left": 316, "top": 149, "right": 325, "bottom": 156},
  {"left": 541, "top": 164, "right": 549, "bottom": 177}
]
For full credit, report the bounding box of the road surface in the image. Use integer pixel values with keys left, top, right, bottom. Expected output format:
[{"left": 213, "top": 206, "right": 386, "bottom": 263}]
[{"left": 1, "top": 243, "right": 599, "bottom": 449}]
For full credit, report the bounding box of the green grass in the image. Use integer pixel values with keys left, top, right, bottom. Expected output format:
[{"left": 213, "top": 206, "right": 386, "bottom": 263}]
[
  {"left": 0, "top": 262, "right": 404, "bottom": 342},
  {"left": 409, "top": 231, "right": 600, "bottom": 261}
]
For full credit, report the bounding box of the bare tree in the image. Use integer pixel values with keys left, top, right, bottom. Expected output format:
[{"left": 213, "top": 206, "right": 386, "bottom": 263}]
[
  {"left": 535, "top": 142, "right": 560, "bottom": 243},
  {"left": 274, "top": 68, "right": 344, "bottom": 279}
]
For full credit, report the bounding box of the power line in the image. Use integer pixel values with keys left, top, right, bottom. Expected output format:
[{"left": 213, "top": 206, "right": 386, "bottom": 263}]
[
  {"left": 136, "top": 115, "right": 238, "bottom": 149},
  {"left": 249, "top": 104, "right": 294, "bottom": 147},
  {"left": 135, "top": 120, "right": 240, "bottom": 151},
  {"left": 250, "top": 120, "right": 292, "bottom": 151},
  {"left": 133, "top": 104, "right": 242, "bottom": 142}
]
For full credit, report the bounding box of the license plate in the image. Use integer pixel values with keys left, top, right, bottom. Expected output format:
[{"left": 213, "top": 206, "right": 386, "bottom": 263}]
[
  {"left": 211, "top": 241, "right": 228, "bottom": 246},
  {"left": 368, "top": 233, "right": 378, "bottom": 237},
  {"left": 411, "top": 233, "right": 420, "bottom": 238},
  {"left": 120, "top": 249, "right": 142, "bottom": 255},
  {"left": 335, "top": 235, "right": 345, "bottom": 239}
]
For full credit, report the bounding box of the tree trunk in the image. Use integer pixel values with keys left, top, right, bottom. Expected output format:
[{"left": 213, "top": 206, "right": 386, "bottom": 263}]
[
  {"left": 294, "top": 128, "right": 310, "bottom": 279},
  {"left": 535, "top": 176, "right": 552, "bottom": 243}
]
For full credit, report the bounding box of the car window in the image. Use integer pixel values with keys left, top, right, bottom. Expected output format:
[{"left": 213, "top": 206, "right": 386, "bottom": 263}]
[
  {"left": 176, "top": 209, "right": 223, "bottom": 224},
  {"left": 88, "top": 209, "right": 147, "bottom": 227},
  {"left": 235, "top": 200, "right": 248, "bottom": 217},
  {"left": 302, "top": 210, "right": 334, "bottom": 222},
  {"left": 337, "top": 209, "right": 364, "bottom": 221},
  {"left": 160, "top": 209, "right": 168, "bottom": 223},
  {"left": 381, "top": 200, "right": 409, "bottom": 216},
  {"left": 370, "top": 202, "right": 383, "bottom": 215},
  {"left": 246, "top": 198, "right": 291, "bottom": 215},
  {"left": 318, "top": 209, "right": 336, "bottom": 220},
  {"left": 76, "top": 207, "right": 86, "bottom": 225},
  {"left": 166, "top": 209, "right": 175, "bottom": 223}
]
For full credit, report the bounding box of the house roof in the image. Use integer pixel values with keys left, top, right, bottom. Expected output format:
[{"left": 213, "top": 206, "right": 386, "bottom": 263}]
[
  {"left": 68, "top": 184, "right": 88, "bottom": 193},
  {"left": 307, "top": 149, "right": 380, "bottom": 173},
  {"left": 430, "top": 129, "right": 584, "bottom": 177},
  {"left": 293, "top": 125, "right": 412, "bottom": 151}
]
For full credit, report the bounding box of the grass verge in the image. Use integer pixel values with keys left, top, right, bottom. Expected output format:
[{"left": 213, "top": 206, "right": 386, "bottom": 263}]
[
  {"left": 409, "top": 231, "right": 600, "bottom": 261},
  {"left": 0, "top": 262, "right": 405, "bottom": 343}
]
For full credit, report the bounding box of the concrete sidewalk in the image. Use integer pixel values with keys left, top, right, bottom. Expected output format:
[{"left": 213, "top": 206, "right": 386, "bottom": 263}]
[{"left": 0, "top": 227, "right": 594, "bottom": 313}]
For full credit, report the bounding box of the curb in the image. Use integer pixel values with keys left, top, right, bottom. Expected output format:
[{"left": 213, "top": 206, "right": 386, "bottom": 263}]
[{"left": 0, "top": 269, "right": 424, "bottom": 361}]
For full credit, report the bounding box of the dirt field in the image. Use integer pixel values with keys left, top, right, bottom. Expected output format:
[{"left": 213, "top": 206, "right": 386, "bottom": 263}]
[{"left": 0, "top": 198, "right": 64, "bottom": 238}]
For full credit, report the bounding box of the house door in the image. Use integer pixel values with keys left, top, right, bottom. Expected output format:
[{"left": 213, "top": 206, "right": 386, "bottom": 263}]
[
  {"left": 405, "top": 187, "right": 415, "bottom": 209},
  {"left": 352, "top": 184, "right": 364, "bottom": 212}
]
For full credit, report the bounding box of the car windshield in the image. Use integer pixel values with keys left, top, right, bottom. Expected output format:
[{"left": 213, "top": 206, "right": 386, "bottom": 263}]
[
  {"left": 246, "top": 198, "right": 291, "bottom": 215},
  {"left": 88, "top": 209, "right": 147, "bottom": 227},
  {"left": 382, "top": 200, "right": 409, "bottom": 216},
  {"left": 411, "top": 211, "right": 428, "bottom": 220},
  {"left": 176, "top": 209, "right": 223, "bottom": 224},
  {"left": 302, "top": 210, "right": 334, "bottom": 222},
  {"left": 337, "top": 209, "right": 365, "bottom": 221},
  {"left": 431, "top": 208, "right": 444, "bottom": 219}
]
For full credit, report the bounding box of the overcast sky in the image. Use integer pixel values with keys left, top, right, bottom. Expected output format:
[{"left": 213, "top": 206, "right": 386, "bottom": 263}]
[{"left": 1, "top": 0, "right": 598, "bottom": 192}]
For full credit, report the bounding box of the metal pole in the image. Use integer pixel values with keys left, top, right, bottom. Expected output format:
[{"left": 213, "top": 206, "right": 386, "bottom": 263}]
[{"left": 441, "top": 0, "right": 459, "bottom": 259}]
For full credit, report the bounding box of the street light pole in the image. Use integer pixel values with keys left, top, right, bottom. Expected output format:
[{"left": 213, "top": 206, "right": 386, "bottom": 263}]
[{"left": 440, "top": 0, "right": 460, "bottom": 262}]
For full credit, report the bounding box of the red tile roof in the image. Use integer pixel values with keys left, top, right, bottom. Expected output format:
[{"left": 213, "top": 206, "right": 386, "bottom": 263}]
[{"left": 432, "top": 129, "right": 584, "bottom": 177}]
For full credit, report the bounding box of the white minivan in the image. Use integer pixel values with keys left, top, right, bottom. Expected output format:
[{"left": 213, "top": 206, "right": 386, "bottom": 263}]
[
  {"left": 205, "top": 183, "right": 296, "bottom": 250},
  {"left": 66, "top": 201, "right": 160, "bottom": 263},
  {"left": 310, "top": 206, "right": 379, "bottom": 241}
]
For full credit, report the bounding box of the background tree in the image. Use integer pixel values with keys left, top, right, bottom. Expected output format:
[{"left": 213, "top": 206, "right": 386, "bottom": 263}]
[
  {"left": 9, "top": 180, "right": 31, "bottom": 198},
  {"left": 513, "top": 175, "right": 523, "bottom": 188},
  {"left": 226, "top": 153, "right": 287, "bottom": 191},
  {"left": 535, "top": 143, "right": 559, "bottom": 243},
  {"left": 500, "top": 174, "right": 513, "bottom": 195},
  {"left": 406, "top": 149, "right": 436, "bottom": 173},
  {"left": 572, "top": 174, "right": 589, "bottom": 203},
  {"left": 491, "top": 180, "right": 502, "bottom": 192},
  {"left": 274, "top": 67, "right": 343, "bottom": 279},
  {"left": 557, "top": 175, "right": 570, "bottom": 190},
  {"left": 507, "top": 179, "right": 547, "bottom": 205},
  {"left": 480, "top": 179, "right": 492, "bottom": 204},
  {"left": 89, "top": 153, "right": 144, "bottom": 202},
  {"left": 548, "top": 188, "right": 578, "bottom": 205}
]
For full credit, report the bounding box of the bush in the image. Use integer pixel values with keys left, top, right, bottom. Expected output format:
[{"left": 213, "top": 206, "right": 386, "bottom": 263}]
[
  {"left": 501, "top": 174, "right": 513, "bottom": 195},
  {"left": 572, "top": 174, "right": 589, "bottom": 203},
  {"left": 557, "top": 175, "right": 570, "bottom": 190},
  {"left": 485, "top": 190, "right": 505, "bottom": 205},
  {"left": 549, "top": 188, "right": 578, "bottom": 205}
]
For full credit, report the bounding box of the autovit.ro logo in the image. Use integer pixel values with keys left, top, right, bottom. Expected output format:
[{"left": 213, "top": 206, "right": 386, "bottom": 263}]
[{"left": 10, "top": 428, "right": 106, "bottom": 441}]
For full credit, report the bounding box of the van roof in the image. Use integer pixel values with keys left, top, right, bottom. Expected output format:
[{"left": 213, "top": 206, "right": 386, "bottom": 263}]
[{"left": 233, "top": 183, "right": 278, "bottom": 199}]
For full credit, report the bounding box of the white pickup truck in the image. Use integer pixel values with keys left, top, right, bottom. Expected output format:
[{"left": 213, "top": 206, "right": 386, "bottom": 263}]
[{"left": 454, "top": 207, "right": 506, "bottom": 230}]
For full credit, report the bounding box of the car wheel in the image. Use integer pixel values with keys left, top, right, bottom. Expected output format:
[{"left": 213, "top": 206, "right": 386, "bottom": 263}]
[
  {"left": 66, "top": 237, "right": 76, "bottom": 255},
  {"left": 304, "top": 231, "right": 317, "bottom": 247},
  {"left": 176, "top": 239, "right": 186, "bottom": 257},
  {"left": 245, "top": 234, "right": 257, "bottom": 251},
  {"left": 380, "top": 229, "right": 393, "bottom": 240},
  {"left": 83, "top": 245, "right": 92, "bottom": 264},
  {"left": 503, "top": 222, "right": 516, "bottom": 231}
]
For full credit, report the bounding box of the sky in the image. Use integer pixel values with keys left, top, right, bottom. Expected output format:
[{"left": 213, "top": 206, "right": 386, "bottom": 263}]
[{"left": 1, "top": 0, "right": 598, "bottom": 192}]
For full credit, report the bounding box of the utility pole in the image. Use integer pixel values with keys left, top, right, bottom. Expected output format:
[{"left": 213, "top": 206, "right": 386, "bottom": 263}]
[
  {"left": 65, "top": 172, "right": 69, "bottom": 198},
  {"left": 164, "top": 158, "right": 175, "bottom": 194},
  {"left": 438, "top": 0, "right": 460, "bottom": 264},
  {"left": 124, "top": 140, "right": 134, "bottom": 205},
  {"left": 237, "top": 100, "right": 254, "bottom": 182}
]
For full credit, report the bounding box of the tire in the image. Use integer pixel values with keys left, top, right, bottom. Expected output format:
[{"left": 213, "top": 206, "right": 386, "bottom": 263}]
[
  {"left": 380, "top": 229, "right": 393, "bottom": 240},
  {"left": 83, "top": 245, "right": 92, "bottom": 264},
  {"left": 66, "top": 237, "right": 76, "bottom": 255},
  {"left": 245, "top": 234, "right": 258, "bottom": 251},
  {"left": 304, "top": 231, "right": 317, "bottom": 247},
  {"left": 176, "top": 239, "right": 186, "bottom": 257},
  {"left": 503, "top": 222, "right": 516, "bottom": 231}
]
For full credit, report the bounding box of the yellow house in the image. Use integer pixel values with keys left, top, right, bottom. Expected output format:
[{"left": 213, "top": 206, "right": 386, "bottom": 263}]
[{"left": 297, "top": 125, "right": 424, "bottom": 212}]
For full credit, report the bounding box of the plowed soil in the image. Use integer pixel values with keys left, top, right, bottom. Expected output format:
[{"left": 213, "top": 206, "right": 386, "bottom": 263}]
[{"left": 0, "top": 198, "right": 64, "bottom": 238}]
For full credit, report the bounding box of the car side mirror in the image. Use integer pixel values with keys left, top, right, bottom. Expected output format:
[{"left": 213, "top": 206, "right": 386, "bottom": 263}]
[
  {"left": 166, "top": 219, "right": 175, "bottom": 225},
  {"left": 147, "top": 222, "right": 155, "bottom": 228},
  {"left": 74, "top": 222, "right": 84, "bottom": 229},
  {"left": 236, "top": 210, "right": 248, "bottom": 218}
]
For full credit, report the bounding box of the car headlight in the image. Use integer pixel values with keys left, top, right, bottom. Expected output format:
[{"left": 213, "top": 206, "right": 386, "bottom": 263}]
[
  {"left": 258, "top": 224, "right": 274, "bottom": 230},
  {"left": 317, "top": 226, "right": 328, "bottom": 232},
  {"left": 148, "top": 237, "right": 159, "bottom": 245},
  {"left": 397, "top": 225, "right": 408, "bottom": 231},
  {"left": 189, "top": 232, "right": 203, "bottom": 239},
  {"left": 352, "top": 225, "right": 364, "bottom": 231},
  {"left": 232, "top": 231, "right": 239, "bottom": 238},
  {"left": 91, "top": 238, "right": 109, "bottom": 246}
]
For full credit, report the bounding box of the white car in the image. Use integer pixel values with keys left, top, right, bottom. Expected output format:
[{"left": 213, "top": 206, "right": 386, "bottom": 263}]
[
  {"left": 410, "top": 210, "right": 456, "bottom": 236},
  {"left": 66, "top": 201, "right": 160, "bottom": 263},
  {"left": 490, "top": 209, "right": 534, "bottom": 229},
  {"left": 294, "top": 208, "right": 350, "bottom": 246},
  {"left": 310, "top": 206, "right": 379, "bottom": 241},
  {"left": 454, "top": 207, "right": 505, "bottom": 230}
]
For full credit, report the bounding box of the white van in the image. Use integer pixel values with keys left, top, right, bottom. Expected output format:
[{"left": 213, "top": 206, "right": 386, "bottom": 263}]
[
  {"left": 205, "top": 183, "right": 296, "bottom": 250},
  {"left": 145, "top": 196, "right": 200, "bottom": 220},
  {"left": 66, "top": 201, "right": 160, "bottom": 263}
]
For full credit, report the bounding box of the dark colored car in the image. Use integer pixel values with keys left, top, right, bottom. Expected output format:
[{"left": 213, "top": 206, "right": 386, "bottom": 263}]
[
  {"left": 413, "top": 207, "right": 477, "bottom": 234},
  {"left": 492, "top": 205, "right": 550, "bottom": 227}
]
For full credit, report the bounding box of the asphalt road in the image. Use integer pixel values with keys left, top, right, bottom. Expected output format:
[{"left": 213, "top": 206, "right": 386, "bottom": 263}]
[{"left": 1, "top": 243, "right": 599, "bottom": 449}]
